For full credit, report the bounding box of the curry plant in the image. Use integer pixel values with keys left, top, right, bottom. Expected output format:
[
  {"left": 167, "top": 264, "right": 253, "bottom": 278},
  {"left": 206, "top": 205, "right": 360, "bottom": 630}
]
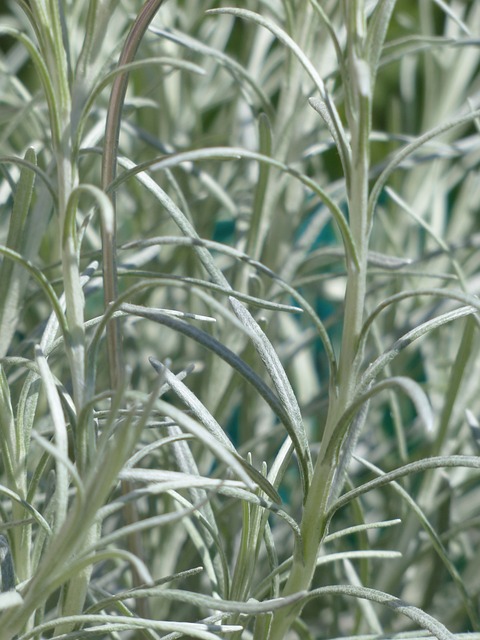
[{"left": 0, "top": 1, "right": 479, "bottom": 639}]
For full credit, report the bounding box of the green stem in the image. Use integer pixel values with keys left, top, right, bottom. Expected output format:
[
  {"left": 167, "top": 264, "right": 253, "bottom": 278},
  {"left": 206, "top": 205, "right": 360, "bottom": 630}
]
[{"left": 268, "top": 2, "right": 372, "bottom": 636}]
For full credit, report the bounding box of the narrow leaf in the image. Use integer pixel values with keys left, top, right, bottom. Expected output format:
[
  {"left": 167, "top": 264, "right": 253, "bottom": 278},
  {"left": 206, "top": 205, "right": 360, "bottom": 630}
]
[
  {"left": 366, "top": 0, "right": 397, "bottom": 81},
  {"left": 118, "top": 305, "right": 303, "bottom": 481},
  {"left": 361, "top": 305, "right": 476, "bottom": 389},
  {"left": 229, "top": 297, "right": 313, "bottom": 495},
  {"left": 246, "top": 113, "right": 272, "bottom": 261},
  {"left": 303, "top": 584, "right": 455, "bottom": 640},
  {"left": 330, "top": 455, "right": 480, "bottom": 518},
  {"left": 369, "top": 107, "right": 480, "bottom": 222},
  {"left": 35, "top": 346, "right": 69, "bottom": 532},
  {"left": 0, "top": 148, "right": 36, "bottom": 357},
  {"left": 149, "top": 358, "right": 282, "bottom": 503}
]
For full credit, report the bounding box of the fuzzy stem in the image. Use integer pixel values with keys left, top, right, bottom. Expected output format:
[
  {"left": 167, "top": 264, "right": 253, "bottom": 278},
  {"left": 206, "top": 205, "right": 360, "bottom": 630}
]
[{"left": 268, "top": 2, "right": 372, "bottom": 637}]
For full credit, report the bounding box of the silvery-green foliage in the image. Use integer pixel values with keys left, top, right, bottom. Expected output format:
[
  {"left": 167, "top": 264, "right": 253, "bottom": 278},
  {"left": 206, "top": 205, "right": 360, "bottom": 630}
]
[{"left": 0, "top": 1, "right": 479, "bottom": 638}]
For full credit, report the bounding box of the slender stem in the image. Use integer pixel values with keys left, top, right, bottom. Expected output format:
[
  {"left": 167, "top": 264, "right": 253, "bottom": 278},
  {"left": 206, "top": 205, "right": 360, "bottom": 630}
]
[
  {"left": 100, "top": 0, "right": 166, "bottom": 615},
  {"left": 101, "top": 0, "right": 166, "bottom": 388},
  {"left": 268, "top": 2, "right": 372, "bottom": 636}
]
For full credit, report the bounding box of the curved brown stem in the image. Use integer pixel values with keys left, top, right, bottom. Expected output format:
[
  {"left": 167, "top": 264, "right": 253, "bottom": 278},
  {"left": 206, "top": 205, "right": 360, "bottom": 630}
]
[
  {"left": 101, "top": 0, "right": 167, "bottom": 387},
  {"left": 100, "top": 0, "right": 167, "bottom": 617}
]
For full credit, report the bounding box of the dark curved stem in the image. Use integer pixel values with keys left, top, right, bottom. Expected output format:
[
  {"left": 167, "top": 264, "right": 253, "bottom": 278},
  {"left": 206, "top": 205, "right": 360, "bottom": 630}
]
[
  {"left": 101, "top": 0, "right": 167, "bottom": 388},
  {"left": 100, "top": 0, "right": 167, "bottom": 616}
]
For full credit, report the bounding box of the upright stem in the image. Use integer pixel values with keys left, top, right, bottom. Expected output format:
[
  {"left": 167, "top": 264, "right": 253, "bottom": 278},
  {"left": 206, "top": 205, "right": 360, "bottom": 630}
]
[
  {"left": 268, "top": 3, "right": 372, "bottom": 637},
  {"left": 34, "top": 1, "right": 87, "bottom": 412},
  {"left": 11, "top": 2, "right": 93, "bottom": 633}
]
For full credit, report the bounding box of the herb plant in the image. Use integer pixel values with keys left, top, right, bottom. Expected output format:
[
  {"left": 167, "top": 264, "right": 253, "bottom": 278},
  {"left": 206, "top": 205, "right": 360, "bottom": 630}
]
[{"left": 0, "top": 1, "right": 479, "bottom": 639}]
